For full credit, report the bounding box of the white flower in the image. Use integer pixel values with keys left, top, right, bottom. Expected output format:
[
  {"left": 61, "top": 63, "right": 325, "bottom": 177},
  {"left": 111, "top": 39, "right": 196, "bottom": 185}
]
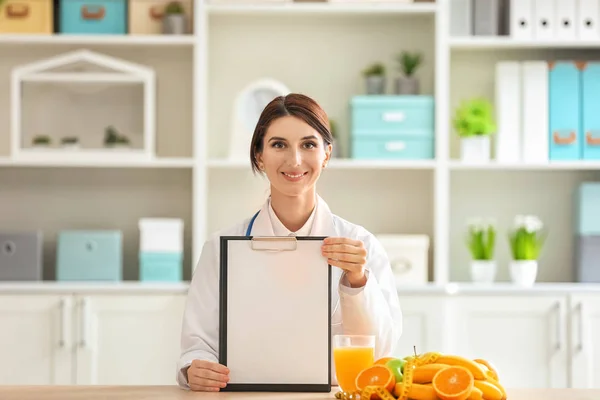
[{"left": 513, "top": 214, "right": 543, "bottom": 232}]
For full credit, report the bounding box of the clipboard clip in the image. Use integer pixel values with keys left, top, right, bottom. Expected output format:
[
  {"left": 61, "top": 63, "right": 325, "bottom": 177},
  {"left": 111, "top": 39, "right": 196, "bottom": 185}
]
[{"left": 251, "top": 236, "right": 297, "bottom": 252}]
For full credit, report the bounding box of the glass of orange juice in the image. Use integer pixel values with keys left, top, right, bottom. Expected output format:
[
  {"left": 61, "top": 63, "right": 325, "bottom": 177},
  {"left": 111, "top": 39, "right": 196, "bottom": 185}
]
[{"left": 333, "top": 334, "right": 375, "bottom": 393}]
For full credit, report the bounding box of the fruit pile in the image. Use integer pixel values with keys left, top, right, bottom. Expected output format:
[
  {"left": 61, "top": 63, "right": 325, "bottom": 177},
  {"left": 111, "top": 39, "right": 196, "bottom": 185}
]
[{"left": 335, "top": 352, "right": 507, "bottom": 400}]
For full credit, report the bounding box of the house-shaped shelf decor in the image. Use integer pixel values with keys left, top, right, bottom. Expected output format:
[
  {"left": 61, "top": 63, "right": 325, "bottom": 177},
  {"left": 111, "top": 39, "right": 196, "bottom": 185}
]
[{"left": 11, "top": 49, "right": 156, "bottom": 162}]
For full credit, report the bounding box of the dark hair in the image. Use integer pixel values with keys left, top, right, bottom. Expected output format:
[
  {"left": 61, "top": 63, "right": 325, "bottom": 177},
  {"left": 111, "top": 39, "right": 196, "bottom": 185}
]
[{"left": 250, "top": 93, "right": 333, "bottom": 174}]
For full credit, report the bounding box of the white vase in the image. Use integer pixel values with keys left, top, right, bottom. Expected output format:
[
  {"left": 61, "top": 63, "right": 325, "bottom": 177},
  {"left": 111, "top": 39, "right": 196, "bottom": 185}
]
[
  {"left": 470, "top": 260, "right": 496, "bottom": 284},
  {"left": 509, "top": 260, "right": 538, "bottom": 287},
  {"left": 460, "top": 136, "right": 491, "bottom": 163}
]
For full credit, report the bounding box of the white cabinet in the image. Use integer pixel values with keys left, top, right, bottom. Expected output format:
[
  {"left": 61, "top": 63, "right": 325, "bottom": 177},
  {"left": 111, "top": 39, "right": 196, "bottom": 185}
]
[
  {"left": 0, "top": 292, "right": 186, "bottom": 385},
  {"left": 570, "top": 294, "right": 600, "bottom": 389},
  {"left": 448, "top": 295, "right": 569, "bottom": 389}
]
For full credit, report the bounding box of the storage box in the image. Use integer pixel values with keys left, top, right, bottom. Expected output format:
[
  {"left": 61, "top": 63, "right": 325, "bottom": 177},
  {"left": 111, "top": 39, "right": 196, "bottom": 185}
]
[
  {"left": 575, "top": 183, "right": 600, "bottom": 235},
  {"left": 139, "top": 218, "right": 183, "bottom": 253},
  {"left": 0, "top": 0, "right": 53, "bottom": 34},
  {"left": 350, "top": 96, "right": 435, "bottom": 160},
  {"left": 581, "top": 62, "right": 600, "bottom": 160},
  {"left": 0, "top": 231, "right": 43, "bottom": 281},
  {"left": 139, "top": 252, "right": 182, "bottom": 282},
  {"left": 575, "top": 235, "right": 600, "bottom": 283},
  {"left": 375, "top": 234, "right": 430, "bottom": 285},
  {"left": 128, "top": 0, "right": 193, "bottom": 34},
  {"left": 56, "top": 230, "right": 122, "bottom": 281},
  {"left": 549, "top": 61, "right": 581, "bottom": 161},
  {"left": 59, "top": 0, "right": 127, "bottom": 34}
]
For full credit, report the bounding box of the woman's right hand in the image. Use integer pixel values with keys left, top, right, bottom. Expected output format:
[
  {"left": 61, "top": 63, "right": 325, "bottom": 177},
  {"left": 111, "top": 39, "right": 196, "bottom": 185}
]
[{"left": 187, "top": 359, "right": 230, "bottom": 392}]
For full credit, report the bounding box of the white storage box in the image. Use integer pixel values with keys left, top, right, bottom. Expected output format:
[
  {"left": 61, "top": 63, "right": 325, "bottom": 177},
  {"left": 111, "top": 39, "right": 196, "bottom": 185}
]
[
  {"left": 138, "top": 218, "right": 184, "bottom": 253},
  {"left": 375, "top": 234, "right": 430, "bottom": 285}
]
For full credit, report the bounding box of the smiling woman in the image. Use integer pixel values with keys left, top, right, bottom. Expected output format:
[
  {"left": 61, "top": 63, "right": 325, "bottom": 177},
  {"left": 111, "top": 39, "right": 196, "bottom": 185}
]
[{"left": 177, "top": 93, "right": 403, "bottom": 393}]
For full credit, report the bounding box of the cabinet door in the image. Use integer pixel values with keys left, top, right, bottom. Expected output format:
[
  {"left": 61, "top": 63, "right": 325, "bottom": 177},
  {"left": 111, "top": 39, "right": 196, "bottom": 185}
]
[
  {"left": 0, "top": 294, "right": 72, "bottom": 384},
  {"left": 448, "top": 295, "right": 568, "bottom": 389},
  {"left": 74, "top": 294, "right": 186, "bottom": 385},
  {"left": 393, "top": 295, "right": 449, "bottom": 358},
  {"left": 570, "top": 294, "right": 600, "bottom": 388}
]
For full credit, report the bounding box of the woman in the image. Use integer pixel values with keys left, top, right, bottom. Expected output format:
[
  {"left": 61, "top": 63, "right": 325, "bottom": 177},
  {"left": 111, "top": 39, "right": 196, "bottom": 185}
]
[{"left": 177, "top": 93, "right": 402, "bottom": 392}]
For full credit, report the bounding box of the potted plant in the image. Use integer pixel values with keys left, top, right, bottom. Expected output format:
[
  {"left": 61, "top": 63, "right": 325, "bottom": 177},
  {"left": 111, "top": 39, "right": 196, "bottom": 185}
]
[
  {"left": 163, "top": 1, "right": 186, "bottom": 35},
  {"left": 32, "top": 135, "right": 51, "bottom": 148},
  {"left": 104, "top": 126, "right": 131, "bottom": 149},
  {"left": 60, "top": 136, "right": 79, "bottom": 149},
  {"left": 453, "top": 98, "right": 496, "bottom": 163},
  {"left": 508, "top": 215, "right": 547, "bottom": 287},
  {"left": 466, "top": 218, "right": 497, "bottom": 284},
  {"left": 362, "top": 63, "right": 386, "bottom": 95},
  {"left": 395, "top": 51, "right": 422, "bottom": 95}
]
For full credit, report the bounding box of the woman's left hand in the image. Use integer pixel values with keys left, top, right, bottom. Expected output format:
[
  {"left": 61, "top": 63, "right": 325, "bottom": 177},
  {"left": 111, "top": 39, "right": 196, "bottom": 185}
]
[{"left": 321, "top": 237, "right": 368, "bottom": 288}]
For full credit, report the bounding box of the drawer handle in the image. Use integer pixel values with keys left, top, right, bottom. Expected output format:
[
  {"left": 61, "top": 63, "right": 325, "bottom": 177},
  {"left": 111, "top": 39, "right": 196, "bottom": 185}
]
[
  {"left": 81, "top": 5, "right": 105, "bottom": 20},
  {"left": 149, "top": 5, "right": 164, "bottom": 20},
  {"left": 382, "top": 112, "right": 405, "bottom": 122},
  {"left": 553, "top": 131, "right": 576, "bottom": 145},
  {"left": 385, "top": 141, "right": 406, "bottom": 152},
  {"left": 2, "top": 241, "right": 16, "bottom": 256},
  {"left": 6, "top": 4, "right": 29, "bottom": 18},
  {"left": 586, "top": 131, "right": 600, "bottom": 146}
]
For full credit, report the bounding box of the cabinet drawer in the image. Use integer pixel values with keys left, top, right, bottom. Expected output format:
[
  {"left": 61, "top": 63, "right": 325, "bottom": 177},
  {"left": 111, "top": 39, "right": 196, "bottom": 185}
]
[
  {"left": 351, "top": 95, "right": 434, "bottom": 137},
  {"left": 129, "top": 0, "right": 193, "bottom": 34},
  {"left": 0, "top": 0, "right": 53, "bottom": 34},
  {"left": 351, "top": 137, "right": 434, "bottom": 160},
  {"left": 59, "top": 0, "right": 127, "bottom": 34}
]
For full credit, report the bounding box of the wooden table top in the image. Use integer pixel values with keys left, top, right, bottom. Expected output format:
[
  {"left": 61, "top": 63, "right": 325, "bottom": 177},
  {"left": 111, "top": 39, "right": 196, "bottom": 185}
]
[{"left": 1, "top": 386, "right": 600, "bottom": 400}]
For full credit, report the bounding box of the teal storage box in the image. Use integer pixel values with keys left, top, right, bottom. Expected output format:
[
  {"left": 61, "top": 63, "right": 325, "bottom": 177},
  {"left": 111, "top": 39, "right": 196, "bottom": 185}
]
[
  {"left": 56, "top": 230, "right": 122, "bottom": 281},
  {"left": 59, "top": 0, "right": 127, "bottom": 35},
  {"left": 139, "top": 252, "right": 182, "bottom": 282},
  {"left": 549, "top": 61, "right": 581, "bottom": 161},
  {"left": 351, "top": 95, "right": 434, "bottom": 160},
  {"left": 581, "top": 62, "right": 600, "bottom": 160},
  {"left": 575, "top": 183, "right": 600, "bottom": 235}
]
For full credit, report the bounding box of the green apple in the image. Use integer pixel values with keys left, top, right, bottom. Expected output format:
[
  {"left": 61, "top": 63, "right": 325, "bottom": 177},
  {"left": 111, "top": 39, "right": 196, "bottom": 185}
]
[{"left": 385, "top": 358, "right": 405, "bottom": 383}]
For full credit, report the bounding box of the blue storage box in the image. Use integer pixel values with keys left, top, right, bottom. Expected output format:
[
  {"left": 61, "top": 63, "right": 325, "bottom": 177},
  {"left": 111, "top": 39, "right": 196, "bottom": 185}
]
[
  {"left": 575, "top": 183, "right": 600, "bottom": 235},
  {"left": 582, "top": 62, "right": 600, "bottom": 160},
  {"left": 59, "top": 0, "right": 127, "bottom": 35},
  {"left": 139, "top": 252, "right": 182, "bottom": 282},
  {"left": 56, "top": 230, "right": 122, "bottom": 281},
  {"left": 350, "top": 95, "right": 435, "bottom": 160},
  {"left": 549, "top": 61, "right": 581, "bottom": 161},
  {"left": 575, "top": 235, "right": 600, "bottom": 283}
]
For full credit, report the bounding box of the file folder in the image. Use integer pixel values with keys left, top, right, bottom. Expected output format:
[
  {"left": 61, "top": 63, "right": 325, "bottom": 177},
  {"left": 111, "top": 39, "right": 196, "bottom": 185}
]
[
  {"left": 556, "top": 0, "right": 577, "bottom": 39},
  {"left": 495, "top": 61, "right": 522, "bottom": 163},
  {"left": 577, "top": 0, "right": 600, "bottom": 40},
  {"left": 549, "top": 62, "right": 582, "bottom": 161},
  {"left": 581, "top": 62, "right": 600, "bottom": 160},
  {"left": 533, "top": 0, "right": 555, "bottom": 39},
  {"left": 522, "top": 62, "right": 549, "bottom": 163},
  {"left": 510, "top": 0, "right": 533, "bottom": 39},
  {"left": 219, "top": 236, "right": 331, "bottom": 392}
]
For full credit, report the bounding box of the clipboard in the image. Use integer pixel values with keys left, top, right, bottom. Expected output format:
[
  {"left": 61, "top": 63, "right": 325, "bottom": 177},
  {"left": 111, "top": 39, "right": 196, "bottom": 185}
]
[{"left": 219, "top": 235, "right": 332, "bottom": 392}]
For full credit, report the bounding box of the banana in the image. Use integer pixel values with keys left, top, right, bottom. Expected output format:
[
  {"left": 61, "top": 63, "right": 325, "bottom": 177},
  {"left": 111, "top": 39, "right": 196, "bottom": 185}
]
[
  {"left": 412, "top": 363, "right": 449, "bottom": 384},
  {"left": 484, "top": 376, "right": 507, "bottom": 400},
  {"left": 434, "top": 355, "right": 487, "bottom": 380},
  {"left": 405, "top": 383, "right": 438, "bottom": 400},
  {"left": 468, "top": 386, "right": 483, "bottom": 400},
  {"left": 474, "top": 359, "right": 499, "bottom": 381},
  {"left": 473, "top": 380, "right": 503, "bottom": 400}
]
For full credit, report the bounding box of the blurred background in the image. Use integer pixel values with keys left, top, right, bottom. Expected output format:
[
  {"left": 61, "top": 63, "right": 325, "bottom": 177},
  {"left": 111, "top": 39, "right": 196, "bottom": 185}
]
[{"left": 1, "top": 0, "right": 599, "bottom": 391}]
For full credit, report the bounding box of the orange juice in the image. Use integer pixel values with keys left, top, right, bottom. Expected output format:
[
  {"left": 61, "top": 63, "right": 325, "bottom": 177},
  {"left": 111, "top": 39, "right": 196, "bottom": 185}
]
[{"left": 333, "top": 346, "right": 374, "bottom": 392}]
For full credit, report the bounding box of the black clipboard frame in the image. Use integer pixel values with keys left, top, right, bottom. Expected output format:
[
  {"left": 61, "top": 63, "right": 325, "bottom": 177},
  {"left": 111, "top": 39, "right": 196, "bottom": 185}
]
[{"left": 219, "top": 235, "right": 332, "bottom": 392}]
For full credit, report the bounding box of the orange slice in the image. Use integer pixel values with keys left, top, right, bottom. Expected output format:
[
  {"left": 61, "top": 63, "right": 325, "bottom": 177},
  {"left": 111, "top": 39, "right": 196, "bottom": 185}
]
[
  {"left": 355, "top": 364, "right": 395, "bottom": 393},
  {"left": 374, "top": 357, "right": 396, "bottom": 365},
  {"left": 431, "top": 365, "right": 474, "bottom": 400}
]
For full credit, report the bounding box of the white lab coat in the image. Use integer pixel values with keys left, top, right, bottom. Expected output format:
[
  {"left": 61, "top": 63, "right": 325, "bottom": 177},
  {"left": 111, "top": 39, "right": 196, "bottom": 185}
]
[{"left": 176, "top": 195, "right": 403, "bottom": 389}]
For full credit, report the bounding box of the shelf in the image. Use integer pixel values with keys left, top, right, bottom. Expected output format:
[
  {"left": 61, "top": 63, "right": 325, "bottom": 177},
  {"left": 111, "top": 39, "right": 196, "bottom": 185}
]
[
  {"left": 449, "top": 36, "right": 600, "bottom": 50},
  {"left": 206, "top": 2, "right": 438, "bottom": 15},
  {"left": 449, "top": 160, "right": 600, "bottom": 171},
  {"left": 208, "top": 158, "right": 436, "bottom": 170},
  {"left": 20, "top": 72, "right": 146, "bottom": 84},
  {"left": 0, "top": 156, "right": 195, "bottom": 168},
  {"left": 0, "top": 34, "right": 196, "bottom": 47}
]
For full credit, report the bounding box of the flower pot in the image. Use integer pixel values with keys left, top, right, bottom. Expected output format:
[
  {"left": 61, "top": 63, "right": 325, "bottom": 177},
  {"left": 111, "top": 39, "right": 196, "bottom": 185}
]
[
  {"left": 470, "top": 260, "right": 496, "bottom": 284},
  {"left": 460, "top": 136, "right": 491, "bottom": 163},
  {"left": 365, "top": 76, "right": 385, "bottom": 95},
  {"left": 163, "top": 15, "right": 187, "bottom": 35},
  {"left": 509, "top": 260, "right": 538, "bottom": 287},
  {"left": 395, "top": 77, "right": 419, "bottom": 95}
]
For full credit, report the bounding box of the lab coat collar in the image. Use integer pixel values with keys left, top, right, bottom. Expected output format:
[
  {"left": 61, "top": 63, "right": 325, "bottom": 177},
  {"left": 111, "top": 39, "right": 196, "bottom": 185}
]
[{"left": 248, "top": 194, "right": 337, "bottom": 238}]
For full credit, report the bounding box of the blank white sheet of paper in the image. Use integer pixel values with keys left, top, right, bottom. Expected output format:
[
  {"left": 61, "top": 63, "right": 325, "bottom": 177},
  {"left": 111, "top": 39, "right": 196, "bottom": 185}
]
[{"left": 219, "top": 236, "right": 331, "bottom": 390}]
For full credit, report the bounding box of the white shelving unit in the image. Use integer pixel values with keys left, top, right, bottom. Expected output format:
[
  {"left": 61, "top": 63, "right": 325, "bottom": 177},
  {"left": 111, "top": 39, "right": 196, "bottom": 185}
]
[{"left": 1, "top": 0, "right": 599, "bottom": 285}]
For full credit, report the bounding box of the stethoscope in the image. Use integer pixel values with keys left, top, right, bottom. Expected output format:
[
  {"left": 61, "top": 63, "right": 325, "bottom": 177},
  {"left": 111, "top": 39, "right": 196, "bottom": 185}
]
[{"left": 244, "top": 209, "right": 340, "bottom": 319}]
